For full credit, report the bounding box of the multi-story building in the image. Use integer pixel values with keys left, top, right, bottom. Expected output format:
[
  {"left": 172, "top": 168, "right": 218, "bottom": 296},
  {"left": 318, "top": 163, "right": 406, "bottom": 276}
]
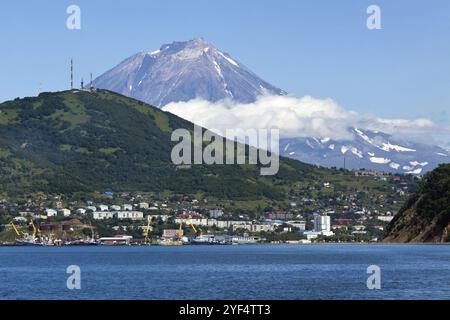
[
  {"left": 312, "top": 214, "right": 334, "bottom": 237},
  {"left": 116, "top": 211, "right": 144, "bottom": 220},
  {"left": 93, "top": 211, "right": 114, "bottom": 220},
  {"left": 233, "top": 224, "right": 275, "bottom": 233},
  {"left": 209, "top": 209, "right": 224, "bottom": 218}
]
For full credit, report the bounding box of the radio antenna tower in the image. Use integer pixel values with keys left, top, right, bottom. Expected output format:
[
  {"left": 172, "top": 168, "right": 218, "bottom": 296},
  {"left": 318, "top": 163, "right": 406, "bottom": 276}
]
[
  {"left": 90, "top": 72, "right": 93, "bottom": 89},
  {"left": 70, "top": 58, "right": 74, "bottom": 90}
]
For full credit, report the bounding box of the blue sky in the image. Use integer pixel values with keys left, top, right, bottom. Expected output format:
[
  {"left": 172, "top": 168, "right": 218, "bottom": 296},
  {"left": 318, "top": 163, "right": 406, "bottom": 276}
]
[{"left": 1, "top": 0, "right": 449, "bottom": 144}]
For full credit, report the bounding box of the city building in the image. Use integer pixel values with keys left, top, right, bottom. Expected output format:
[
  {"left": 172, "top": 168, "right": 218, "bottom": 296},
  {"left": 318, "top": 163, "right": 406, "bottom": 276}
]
[
  {"left": 377, "top": 216, "right": 394, "bottom": 222},
  {"left": 312, "top": 213, "right": 334, "bottom": 237},
  {"left": 139, "top": 202, "right": 149, "bottom": 209},
  {"left": 163, "top": 229, "right": 183, "bottom": 239},
  {"left": 75, "top": 208, "right": 86, "bottom": 215},
  {"left": 59, "top": 209, "right": 71, "bottom": 217},
  {"left": 209, "top": 209, "right": 224, "bottom": 218},
  {"left": 98, "top": 205, "right": 109, "bottom": 212},
  {"left": 45, "top": 209, "right": 58, "bottom": 217},
  {"left": 233, "top": 224, "right": 275, "bottom": 233},
  {"left": 116, "top": 211, "right": 144, "bottom": 220},
  {"left": 286, "top": 221, "right": 306, "bottom": 231},
  {"left": 93, "top": 212, "right": 114, "bottom": 220}
]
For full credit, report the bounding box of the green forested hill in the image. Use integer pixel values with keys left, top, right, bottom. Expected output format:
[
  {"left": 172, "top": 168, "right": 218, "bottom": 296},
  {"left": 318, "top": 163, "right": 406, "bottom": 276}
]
[
  {"left": 0, "top": 90, "right": 409, "bottom": 204},
  {"left": 384, "top": 164, "right": 450, "bottom": 242}
]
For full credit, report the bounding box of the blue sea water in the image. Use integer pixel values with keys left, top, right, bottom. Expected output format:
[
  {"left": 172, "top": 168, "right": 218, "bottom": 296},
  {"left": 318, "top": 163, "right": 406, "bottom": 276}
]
[{"left": 0, "top": 244, "right": 449, "bottom": 300}]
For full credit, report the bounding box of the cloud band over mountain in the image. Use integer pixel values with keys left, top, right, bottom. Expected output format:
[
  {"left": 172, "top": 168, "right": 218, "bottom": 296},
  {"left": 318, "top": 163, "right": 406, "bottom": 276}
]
[{"left": 163, "top": 94, "right": 443, "bottom": 144}]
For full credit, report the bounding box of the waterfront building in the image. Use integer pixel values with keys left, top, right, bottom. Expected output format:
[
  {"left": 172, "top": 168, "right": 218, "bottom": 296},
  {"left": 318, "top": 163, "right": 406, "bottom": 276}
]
[
  {"left": 312, "top": 214, "right": 334, "bottom": 237},
  {"left": 314, "top": 214, "right": 331, "bottom": 233},
  {"left": 286, "top": 221, "right": 306, "bottom": 231}
]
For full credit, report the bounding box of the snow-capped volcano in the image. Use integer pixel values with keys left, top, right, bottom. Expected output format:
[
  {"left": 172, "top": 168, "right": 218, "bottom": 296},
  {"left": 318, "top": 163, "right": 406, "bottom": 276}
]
[
  {"left": 92, "top": 38, "right": 286, "bottom": 107},
  {"left": 280, "top": 128, "right": 449, "bottom": 174},
  {"left": 92, "top": 38, "right": 448, "bottom": 175}
]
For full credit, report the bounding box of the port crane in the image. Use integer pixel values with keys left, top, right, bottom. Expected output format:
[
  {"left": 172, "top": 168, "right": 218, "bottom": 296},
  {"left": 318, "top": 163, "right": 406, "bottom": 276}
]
[
  {"left": 177, "top": 221, "right": 183, "bottom": 239},
  {"left": 10, "top": 220, "right": 39, "bottom": 237},
  {"left": 30, "top": 220, "right": 41, "bottom": 240},
  {"left": 189, "top": 221, "right": 202, "bottom": 237},
  {"left": 10, "top": 221, "right": 22, "bottom": 237}
]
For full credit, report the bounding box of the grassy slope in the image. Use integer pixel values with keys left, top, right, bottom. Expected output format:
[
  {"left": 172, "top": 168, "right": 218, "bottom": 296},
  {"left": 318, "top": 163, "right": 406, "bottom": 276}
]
[
  {"left": 384, "top": 164, "right": 450, "bottom": 242},
  {"left": 0, "top": 90, "right": 410, "bottom": 208}
]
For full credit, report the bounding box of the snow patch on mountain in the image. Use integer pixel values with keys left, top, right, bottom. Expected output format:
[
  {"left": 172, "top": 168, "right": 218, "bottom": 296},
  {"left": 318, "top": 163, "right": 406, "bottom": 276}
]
[
  {"left": 217, "top": 51, "right": 239, "bottom": 66},
  {"left": 380, "top": 142, "right": 416, "bottom": 152},
  {"left": 355, "top": 128, "right": 375, "bottom": 146},
  {"left": 406, "top": 168, "right": 423, "bottom": 175},
  {"left": 389, "top": 162, "right": 401, "bottom": 170},
  {"left": 410, "top": 161, "right": 428, "bottom": 167}
]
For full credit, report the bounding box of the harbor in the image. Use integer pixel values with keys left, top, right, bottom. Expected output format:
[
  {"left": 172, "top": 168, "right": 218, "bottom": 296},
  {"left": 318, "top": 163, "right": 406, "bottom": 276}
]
[{"left": 4, "top": 218, "right": 267, "bottom": 247}]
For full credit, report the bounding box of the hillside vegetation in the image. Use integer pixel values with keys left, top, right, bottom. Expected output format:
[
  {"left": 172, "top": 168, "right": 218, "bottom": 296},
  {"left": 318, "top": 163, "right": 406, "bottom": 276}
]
[
  {"left": 384, "top": 164, "right": 450, "bottom": 242},
  {"left": 0, "top": 90, "right": 413, "bottom": 209}
]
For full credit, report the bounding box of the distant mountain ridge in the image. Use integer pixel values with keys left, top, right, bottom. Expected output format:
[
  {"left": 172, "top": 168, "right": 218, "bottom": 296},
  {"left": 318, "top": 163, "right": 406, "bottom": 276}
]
[
  {"left": 280, "top": 128, "right": 449, "bottom": 175},
  {"left": 93, "top": 38, "right": 286, "bottom": 107}
]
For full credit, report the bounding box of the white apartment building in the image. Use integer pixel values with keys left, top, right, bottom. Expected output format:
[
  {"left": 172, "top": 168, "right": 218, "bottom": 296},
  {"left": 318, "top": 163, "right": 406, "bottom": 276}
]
[
  {"left": 59, "top": 209, "right": 71, "bottom": 217},
  {"left": 45, "top": 209, "right": 58, "bottom": 217},
  {"left": 313, "top": 214, "right": 334, "bottom": 237},
  {"left": 93, "top": 212, "right": 114, "bottom": 220},
  {"left": 233, "top": 224, "right": 275, "bottom": 233},
  {"left": 98, "top": 205, "right": 109, "bottom": 212},
  {"left": 139, "top": 202, "right": 149, "bottom": 209},
  {"left": 117, "top": 211, "right": 144, "bottom": 220}
]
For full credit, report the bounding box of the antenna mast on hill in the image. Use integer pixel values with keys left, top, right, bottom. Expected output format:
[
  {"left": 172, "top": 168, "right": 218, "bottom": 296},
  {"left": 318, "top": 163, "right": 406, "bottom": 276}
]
[
  {"left": 90, "top": 72, "right": 93, "bottom": 89},
  {"left": 70, "top": 58, "right": 74, "bottom": 90}
]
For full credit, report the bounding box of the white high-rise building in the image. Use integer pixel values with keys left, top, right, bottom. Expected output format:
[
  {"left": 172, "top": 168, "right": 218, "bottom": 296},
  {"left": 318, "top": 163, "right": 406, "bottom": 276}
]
[{"left": 313, "top": 214, "right": 333, "bottom": 236}]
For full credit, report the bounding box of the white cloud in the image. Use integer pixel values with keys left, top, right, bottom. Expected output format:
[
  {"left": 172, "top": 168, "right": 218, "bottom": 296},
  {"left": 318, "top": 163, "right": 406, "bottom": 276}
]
[{"left": 162, "top": 94, "right": 443, "bottom": 143}]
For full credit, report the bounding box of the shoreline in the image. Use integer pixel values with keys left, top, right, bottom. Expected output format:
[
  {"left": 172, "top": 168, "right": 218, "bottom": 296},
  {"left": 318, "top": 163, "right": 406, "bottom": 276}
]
[{"left": 1, "top": 242, "right": 448, "bottom": 247}]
